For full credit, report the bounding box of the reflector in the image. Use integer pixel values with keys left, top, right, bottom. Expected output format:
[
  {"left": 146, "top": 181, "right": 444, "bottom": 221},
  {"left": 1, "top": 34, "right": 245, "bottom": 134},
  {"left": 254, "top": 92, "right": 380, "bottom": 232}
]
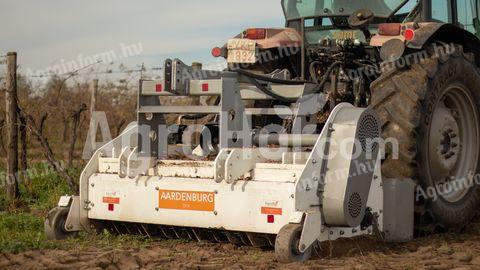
[
  {"left": 404, "top": 29, "right": 415, "bottom": 41},
  {"left": 267, "top": 215, "right": 274, "bottom": 223},
  {"left": 211, "top": 47, "right": 222, "bottom": 57},
  {"left": 245, "top": 28, "right": 266, "bottom": 39},
  {"left": 202, "top": 83, "right": 209, "bottom": 92}
]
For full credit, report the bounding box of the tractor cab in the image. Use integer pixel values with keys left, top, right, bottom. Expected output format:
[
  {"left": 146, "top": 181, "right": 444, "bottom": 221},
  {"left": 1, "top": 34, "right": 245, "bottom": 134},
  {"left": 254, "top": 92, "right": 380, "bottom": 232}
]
[{"left": 281, "top": 0, "right": 420, "bottom": 44}]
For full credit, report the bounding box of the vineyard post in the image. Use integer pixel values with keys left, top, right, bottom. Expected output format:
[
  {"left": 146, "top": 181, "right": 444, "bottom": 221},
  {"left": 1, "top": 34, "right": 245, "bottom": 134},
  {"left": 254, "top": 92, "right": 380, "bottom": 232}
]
[{"left": 5, "top": 52, "right": 19, "bottom": 199}]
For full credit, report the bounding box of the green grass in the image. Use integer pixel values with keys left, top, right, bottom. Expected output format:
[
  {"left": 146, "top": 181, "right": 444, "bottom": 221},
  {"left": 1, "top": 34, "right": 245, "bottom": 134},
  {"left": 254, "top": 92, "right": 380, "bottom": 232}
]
[
  {"left": 0, "top": 211, "right": 153, "bottom": 254},
  {"left": 0, "top": 212, "right": 61, "bottom": 253},
  {"left": 0, "top": 163, "right": 152, "bottom": 254}
]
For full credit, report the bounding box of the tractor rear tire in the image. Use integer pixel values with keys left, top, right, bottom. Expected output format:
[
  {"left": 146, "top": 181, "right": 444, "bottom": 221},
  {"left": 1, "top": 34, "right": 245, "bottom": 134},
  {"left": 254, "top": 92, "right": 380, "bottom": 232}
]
[
  {"left": 370, "top": 44, "right": 480, "bottom": 230},
  {"left": 275, "top": 223, "right": 312, "bottom": 263}
]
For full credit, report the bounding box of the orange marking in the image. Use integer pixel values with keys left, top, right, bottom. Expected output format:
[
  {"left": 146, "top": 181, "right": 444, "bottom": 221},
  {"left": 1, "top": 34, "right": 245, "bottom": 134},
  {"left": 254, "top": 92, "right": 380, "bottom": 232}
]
[
  {"left": 159, "top": 190, "right": 215, "bottom": 212},
  {"left": 103, "top": 197, "right": 120, "bottom": 204}
]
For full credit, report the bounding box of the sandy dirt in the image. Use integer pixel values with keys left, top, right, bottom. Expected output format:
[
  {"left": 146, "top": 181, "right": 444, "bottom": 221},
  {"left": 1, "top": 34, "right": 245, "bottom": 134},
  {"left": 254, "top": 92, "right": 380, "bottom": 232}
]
[{"left": 2, "top": 232, "right": 480, "bottom": 270}]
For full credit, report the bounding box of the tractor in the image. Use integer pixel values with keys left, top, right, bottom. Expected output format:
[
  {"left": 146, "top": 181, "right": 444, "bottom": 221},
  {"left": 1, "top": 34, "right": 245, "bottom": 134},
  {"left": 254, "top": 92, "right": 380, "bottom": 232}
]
[{"left": 45, "top": 0, "right": 480, "bottom": 263}]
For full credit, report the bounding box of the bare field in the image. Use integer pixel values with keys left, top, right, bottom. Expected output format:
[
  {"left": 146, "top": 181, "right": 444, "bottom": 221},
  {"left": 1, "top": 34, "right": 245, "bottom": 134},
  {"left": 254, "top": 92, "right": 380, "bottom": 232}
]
[{"left": 2, "top": 232, "right": 480, "bottom": 270}]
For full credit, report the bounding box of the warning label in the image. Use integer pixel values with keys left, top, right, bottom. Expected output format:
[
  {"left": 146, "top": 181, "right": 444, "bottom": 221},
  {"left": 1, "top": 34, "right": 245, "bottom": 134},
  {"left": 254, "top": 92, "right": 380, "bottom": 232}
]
[
  {"left": 158, "top": 190, "right": 215, "bottom": 212},
  {"left": 261, "top": 207, "right": 282, "bottom": 215}
]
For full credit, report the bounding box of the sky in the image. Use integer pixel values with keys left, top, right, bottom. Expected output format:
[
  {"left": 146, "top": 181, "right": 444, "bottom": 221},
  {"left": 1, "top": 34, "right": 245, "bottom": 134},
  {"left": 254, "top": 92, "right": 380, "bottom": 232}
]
[{"left": 0, "top": 0, "right": 285, "bottom": 79}]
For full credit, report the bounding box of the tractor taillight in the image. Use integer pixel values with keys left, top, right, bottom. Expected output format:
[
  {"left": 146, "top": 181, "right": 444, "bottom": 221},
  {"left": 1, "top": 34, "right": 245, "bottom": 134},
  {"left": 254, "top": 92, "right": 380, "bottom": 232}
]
[
  {"left": 378, "top": 23, "right": 401, "bottom": 36},
  {"left": 245, "top": 28, "right": 266, "bottom": 39},
  {"left": 211, "top": 47, "right": 222, "bottom": 58},
  {"left": 403, "top": 29, "right": 415, "bottom": 41}
]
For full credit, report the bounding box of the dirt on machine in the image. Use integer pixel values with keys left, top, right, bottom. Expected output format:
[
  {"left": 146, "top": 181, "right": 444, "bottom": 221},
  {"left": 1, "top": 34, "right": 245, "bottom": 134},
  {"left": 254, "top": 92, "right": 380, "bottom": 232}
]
[{"left": 45, "top": 0, "right": 480, "bottom": 263}]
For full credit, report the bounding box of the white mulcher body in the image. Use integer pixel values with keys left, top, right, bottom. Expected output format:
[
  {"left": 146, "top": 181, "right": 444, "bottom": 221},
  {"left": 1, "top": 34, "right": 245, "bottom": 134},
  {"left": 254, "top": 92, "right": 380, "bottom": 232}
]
[{"left": 47, "top": 60, "right": 415, "bottom": 262}]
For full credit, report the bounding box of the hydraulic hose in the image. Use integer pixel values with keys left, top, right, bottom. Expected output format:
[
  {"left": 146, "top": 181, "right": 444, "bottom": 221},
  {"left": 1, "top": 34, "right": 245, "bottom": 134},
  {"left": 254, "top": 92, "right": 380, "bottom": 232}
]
[
  {"left": 232, "top": 61, "right": 342, "bottom": 102},
  {"left": 244, "top": 76, "right": 298, "bottom": 103},
  {"left": 313, "top": 61, "right": 342, "bottom": 93},
  {"left": 234, "top": 69, "right": 309, "bottom": 85}
]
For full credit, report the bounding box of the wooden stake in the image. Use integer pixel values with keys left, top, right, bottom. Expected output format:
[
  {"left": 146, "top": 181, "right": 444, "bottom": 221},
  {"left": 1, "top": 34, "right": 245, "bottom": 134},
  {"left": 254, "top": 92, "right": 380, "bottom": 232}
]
[{"left": 5, "top": 52, "right": 19, "bottom": 199}]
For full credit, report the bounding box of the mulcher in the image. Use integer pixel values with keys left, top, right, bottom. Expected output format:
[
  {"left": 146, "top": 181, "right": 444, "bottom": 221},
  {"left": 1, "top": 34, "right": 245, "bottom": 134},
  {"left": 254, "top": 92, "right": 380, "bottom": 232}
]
[{"left": 46, "top": 0, "right": 480, "bottom": 262}]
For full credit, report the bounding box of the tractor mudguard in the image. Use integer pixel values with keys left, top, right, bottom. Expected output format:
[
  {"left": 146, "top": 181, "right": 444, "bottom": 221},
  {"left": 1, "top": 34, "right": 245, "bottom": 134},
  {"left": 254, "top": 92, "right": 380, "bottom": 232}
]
[
  {"left": 411, "top": 23, "right": 480, "bottom": 65},
  {"left": 372, "top": 22, "right": 480, "bottom": 65}
]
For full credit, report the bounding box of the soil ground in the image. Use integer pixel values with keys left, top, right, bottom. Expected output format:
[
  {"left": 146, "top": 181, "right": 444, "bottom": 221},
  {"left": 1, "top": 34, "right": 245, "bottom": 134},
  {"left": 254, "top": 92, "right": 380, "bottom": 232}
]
[{"left": 2, "top": 230, "right": 480, "bottom": 270}]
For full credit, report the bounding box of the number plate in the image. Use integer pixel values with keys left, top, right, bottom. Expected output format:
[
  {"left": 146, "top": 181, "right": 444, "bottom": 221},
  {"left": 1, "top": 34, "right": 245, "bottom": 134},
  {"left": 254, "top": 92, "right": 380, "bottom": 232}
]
[{"left": 227, "top": 39, "right": 256, "bottom": 64}]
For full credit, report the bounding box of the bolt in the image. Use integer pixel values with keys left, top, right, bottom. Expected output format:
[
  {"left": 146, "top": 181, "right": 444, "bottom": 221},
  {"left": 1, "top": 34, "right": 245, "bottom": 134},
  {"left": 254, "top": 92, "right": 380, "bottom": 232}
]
[
  {"left": 214, "top": 211, "right": 218, "bottom": 215},
  {"left": 340, "top": 230, "right": 345, "bottom": 235},
  {"left": 352, "top": 229, "right": 357, "bottom": 233},
  {"left": 330, "top": 231, "right": 334, "bottom": 235},
  {"left": 313, "top": 177, "right": 318, "bottom": 182},
  {"left": 155, "top": 207, "right": 159, "bottom": 211},
  {"left": 90, "top": 203, "right": 95, "bottom": 207},
  {"left": 67, "top": 224, "right": 73, "bottom": 230},
  {"left": 214, "top": 190, "right": 218, "bottom": 194},
  {"left": 312, "top": 159, "right": 317, "bottom": 164},
  {"left": 90, "top": 183, "right": 95, "bottom": 187},
  {"left": 290, "top": 194, "right": 295, "bottom": 198},
  {"left": 300, "top": 244, "right": 306, "bottom": 250},
  {"left": 306, "top": 185, "right": 311, "bottom": 191},
  {"left": 155, "top": 187, "right": 159, "bottom": 191}
]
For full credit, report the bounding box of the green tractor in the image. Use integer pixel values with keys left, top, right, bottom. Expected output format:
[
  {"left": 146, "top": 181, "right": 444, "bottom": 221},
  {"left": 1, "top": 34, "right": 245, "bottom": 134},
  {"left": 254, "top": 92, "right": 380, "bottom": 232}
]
[{"left": 213, "top": 0, "right": 480, "bottom": 231}]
